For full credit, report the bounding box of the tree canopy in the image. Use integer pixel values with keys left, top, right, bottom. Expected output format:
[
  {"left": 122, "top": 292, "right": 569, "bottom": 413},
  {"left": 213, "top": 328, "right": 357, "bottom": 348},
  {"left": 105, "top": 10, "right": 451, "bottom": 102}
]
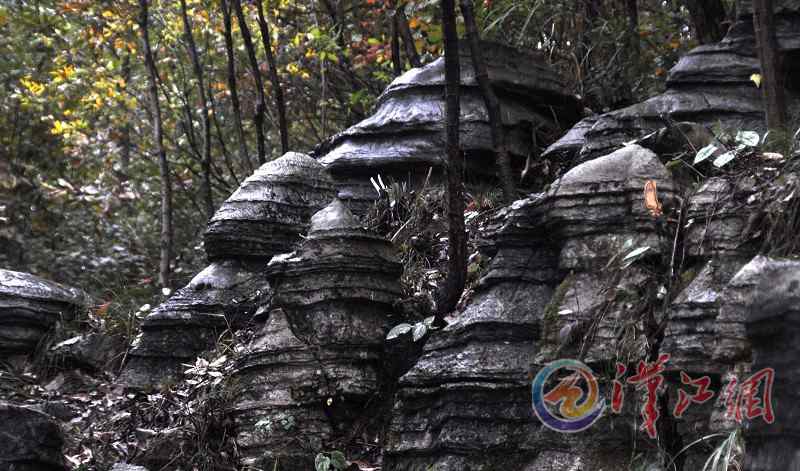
[{"left": 1, "top": 0, "right": 729, "bottom": 296}]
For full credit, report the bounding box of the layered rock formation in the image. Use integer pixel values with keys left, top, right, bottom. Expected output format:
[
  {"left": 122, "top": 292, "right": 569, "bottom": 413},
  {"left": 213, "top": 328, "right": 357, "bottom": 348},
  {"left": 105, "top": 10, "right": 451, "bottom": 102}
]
[
  {"left": 386, "top": 145, "right": 675, "bottom": 470},
  {"left": 743, "top": 256, "right": 800, "bottom": 471},
  {"left": 0, "top": 269, "right": 87, "bottom": 355},
  {"left": 543, "top": 1, "right": 800, "bottom": 163},
  {"left": 119, "top": 260, "right": 267, "bottom": 387},
  {"left": 231, "top": 200, "right": 403, "bottom": 469},
  {"left": 315, "top": 41, "right": 582, "bottom": 211},
  {"left": 384, "top": 202, "right": 557, "bottom": 469},
  {"left": 0, "top": 401, "right": 66, "bottom": 471},
  {"left": 121, "top": 152, "right": 337, "bottom": 388},
  {"left": 205, "top": 152, "right": 337, "bottom": 260}
]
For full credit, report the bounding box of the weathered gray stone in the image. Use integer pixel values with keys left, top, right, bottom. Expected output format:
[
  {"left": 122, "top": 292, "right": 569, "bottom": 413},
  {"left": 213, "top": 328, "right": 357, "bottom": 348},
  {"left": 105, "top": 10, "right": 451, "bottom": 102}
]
[
  {"left": 386, "top": 145, "right": 676, "bottom": 470},
  {"left": 205, "top": 152, "right": 337, "bottom": 260},
  {"left": 742, "top": 256, "right": 800, "bottom": 471},
  {"left": 663, "top": 257, "right": 750, "bottom": 375},
  {"left": 0, "top": 269, "right": 87, "bottom": 355},
  {"left": 231, "top": 200, "right": 402, "bottom": 468},
  {"left": 49, "top": 332, "right": 126, "bottom": 372},
  {"left": 0, "top": 401, "right": 66, "bottom": 471},
  {"left": 111, "top": 464, "right": 150, "bottom": 471},
  {"left": 317, "top": 42, "right": 581, "bottom": 212},
  {"left": 544, "top": 3, "right": 800, "bottom": 163},
  {"left": 685, "top": 178, "right": 756, "bottom": 258},
  {"left": 119, "top": 260, "right": 267, "bottom": 388}
]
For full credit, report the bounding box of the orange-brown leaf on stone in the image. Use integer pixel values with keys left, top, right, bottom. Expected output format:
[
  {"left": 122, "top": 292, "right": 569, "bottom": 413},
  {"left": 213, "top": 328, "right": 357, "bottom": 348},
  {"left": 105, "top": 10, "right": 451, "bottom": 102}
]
[
  {"left": 644, "top": 179, "right": 663, "bottom": 217},
  {"left": 94, "top": 301, "right": 111, "bottom": 317}
]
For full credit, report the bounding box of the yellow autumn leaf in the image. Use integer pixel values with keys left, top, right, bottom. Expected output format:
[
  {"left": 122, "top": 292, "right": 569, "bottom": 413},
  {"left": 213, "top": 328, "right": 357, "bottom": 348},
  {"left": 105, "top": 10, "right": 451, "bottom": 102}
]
[
  {"left": 292, "top": 33, "right": 303, "bottom": 47},
  {"left": 51, "top": 64, "right": 75, "bottom": 82},
  {"left": 750, "top": 73, "right": 762, "bottom": 88},
  {"left": 20, "top": 77, "right": 45, "bottom": 96},
  {"left": 51, "top": 120, "right": 69, "bottom": 135},
  {"left": 101, "top": 10, "right": 114, "bottom": 19}
]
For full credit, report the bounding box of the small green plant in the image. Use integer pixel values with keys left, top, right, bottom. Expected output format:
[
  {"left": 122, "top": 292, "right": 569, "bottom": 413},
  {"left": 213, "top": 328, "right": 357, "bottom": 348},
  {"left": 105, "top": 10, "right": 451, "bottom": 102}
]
[
  {"left": 665, "top": 429, "right": 744, "bottom": 471},
  {"left": 314, "top": 450, "right": 348, "bottom": 471},
  {"left": 254, "top": 413, "right": 296, "bottom": 435},
  {"left": 386, "top": 315, "right": 438, "bottom": 343}
]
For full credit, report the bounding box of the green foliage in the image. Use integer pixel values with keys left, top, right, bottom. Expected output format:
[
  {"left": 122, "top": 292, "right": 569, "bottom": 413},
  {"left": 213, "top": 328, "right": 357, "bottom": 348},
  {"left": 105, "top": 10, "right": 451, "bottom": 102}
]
[
  {"left": 664, "top": 430, "right": 744, "bottom": 471},
  {"left": 543, "top": 272, "right": 573, "bottom": 327},
  {"left": 315, "top": 450, "right": 348, "bottom": 471},
  {"left": 1, "top": 0, "right": 730, "bottom": 315}
]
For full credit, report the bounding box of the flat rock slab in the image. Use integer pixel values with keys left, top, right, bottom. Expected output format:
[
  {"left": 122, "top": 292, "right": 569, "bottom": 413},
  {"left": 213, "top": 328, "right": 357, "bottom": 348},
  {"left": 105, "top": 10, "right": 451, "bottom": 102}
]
[
  {"left": 0, "top": 269, "right": 87, "bottom": 354},
  {"left": 0, "top": 401, "right": 66, "bottom": 471}
]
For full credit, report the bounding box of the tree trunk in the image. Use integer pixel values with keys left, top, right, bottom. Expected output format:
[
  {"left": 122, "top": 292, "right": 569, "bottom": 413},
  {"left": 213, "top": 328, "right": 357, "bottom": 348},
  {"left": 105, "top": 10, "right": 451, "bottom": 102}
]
[
  {"left": 396, "top": 6, "right": 422, "bottom": 68},
  {"left": 459, "top": 0, "right": 515, "bottom": 202},
  {"left": 255, "top": 0, "right": 290, "bottom": 154},
  {"left": 179, "top": 0, "right": 214, "bottom": 219},
  {"left": 753, "top": 0, "right": 787, "bottom": 130},
  {"left": 232, "top": 0, "right": 267, "bottom": 165},
  {"left": 438, "top": 0, "right": 466, "bottom": 317},
  {"left": 681, "top": 0, "right": 727, "bottom": 44},
  {"left": 390, "top": 11, "right": 403, "bottom": 76},
  {"left": 577, "top": 0, "right": 600, "bottom": 90},
  {"left": 220, "top": 0, "right": 253, "bottom": 172},
  {"left": 117, "top": 53, "right": 132, "bottom": 183},
  {"left": 138, "top": 0, "right": 173, "bottom": 289},
  {"left": 626, "top": 0, "right": 639, "bottom": 62}
]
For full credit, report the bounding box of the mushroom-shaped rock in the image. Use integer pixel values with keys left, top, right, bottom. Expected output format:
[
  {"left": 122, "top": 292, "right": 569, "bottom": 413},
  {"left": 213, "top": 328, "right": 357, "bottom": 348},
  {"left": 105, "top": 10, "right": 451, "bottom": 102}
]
[
  {"left": 0, "top": 269, "right": 87, "bottom": 355},
  {"left": 386, "top": 145, "right": 678, "bottom": 469},
  {"left": 743, "top": 256, "right": 800, "bottom": 471},
  {"left": 544, "top": 4, "right": 800, "bottom": 163},
  {"left": 317, "top": 42, "right": 581, "bottom": 212},
  {"left": 0, "top": 401, "right": 67, "bottom": 471},
  {"left": 385, "top": 242, "right": 558, "bottom": 470},
  {"left": 663, "top": 257, "right": 752, "bottom": 376},
  {"left": 119, "top": 260, "right": 267, "bottom": 388},
  {"left": 266, "top": 199, "right": 404, "bottom": 331},
  {"left": 230, "top": 309, "right": 332, "bottom": 469},
  {"left": 232, "top": 199, "right": 403, "bottom": 467},
  {"left": 204, "top": 152, "right": 337, "bottom": 260},
  {"left": 538, "top": 146, "right": 678, "bottom": 364}
]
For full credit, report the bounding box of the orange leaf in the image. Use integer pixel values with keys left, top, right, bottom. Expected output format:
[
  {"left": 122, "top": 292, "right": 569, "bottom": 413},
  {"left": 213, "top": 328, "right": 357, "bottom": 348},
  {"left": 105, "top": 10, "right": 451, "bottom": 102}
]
[
  {"left": 643, "top": 180, "right": 663, "bottom": 217},
  {"left": 94, "top": 301, "right": 111, "bottom": 317}
]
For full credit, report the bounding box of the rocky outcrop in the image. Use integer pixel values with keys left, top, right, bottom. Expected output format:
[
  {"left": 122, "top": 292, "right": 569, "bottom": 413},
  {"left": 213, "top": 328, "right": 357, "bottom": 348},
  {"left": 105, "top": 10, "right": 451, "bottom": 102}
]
[
  {"left": 316, "top": 41, "right": 582, "bottom": 212},
  {"left": 49, "top": 332, "right": 126, "bottom": 372},
  {"left": 533, "top": 145, "right": 678, "bottom": 365},
  {"left": 743, "top": 256, "right": 800, "bottom": 471},
  {"left": 0, "top": 269, "right": 87, "bottom": 355},
  {"left": 231, "top": 200, "right": 402, "bottom": 469},
  {"left": 386, "top": 145, "right": 674, "bottom": 470},
  {"left": 119, "top": 260, "right": 267, "bottom": 388},
  {"left": 543, "top": 2, "right": 800, "bottom": 163},
  {"left": 205, "top": 152, "right": 337, "bottom": 260},
  {"left": 0, "top": 401, "right": 66, "bottom": 471},
  {"left": 121, "top": 152, "right": 337, "bottom": 388}
]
